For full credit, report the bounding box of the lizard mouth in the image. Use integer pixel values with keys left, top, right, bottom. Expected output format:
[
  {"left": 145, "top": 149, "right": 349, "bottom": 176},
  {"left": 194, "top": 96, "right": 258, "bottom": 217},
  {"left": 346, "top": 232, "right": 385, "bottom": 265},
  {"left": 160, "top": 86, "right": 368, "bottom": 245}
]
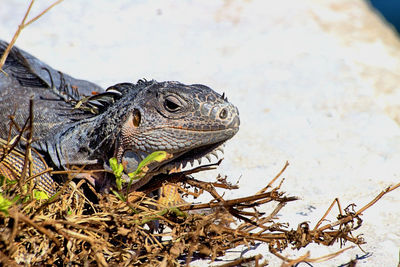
[
  {"left": 157, "top": 141, "right": 226, "bottom": 174},
  {"left": 120, "top": 141, "right": 225, "bottom": 191},
  {"left": 119, "top": 140, "right": 225, "bottom": 194},
  {"left": 121, "top": 141, "right": 225, "bottom": 177}
]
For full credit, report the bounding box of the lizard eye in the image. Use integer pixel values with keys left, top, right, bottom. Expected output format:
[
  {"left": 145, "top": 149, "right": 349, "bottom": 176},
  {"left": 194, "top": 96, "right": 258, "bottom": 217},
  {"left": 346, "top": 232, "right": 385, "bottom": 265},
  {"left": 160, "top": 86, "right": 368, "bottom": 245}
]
[{"left": 164, "top": 96, "right": 181, "bottom": 112}]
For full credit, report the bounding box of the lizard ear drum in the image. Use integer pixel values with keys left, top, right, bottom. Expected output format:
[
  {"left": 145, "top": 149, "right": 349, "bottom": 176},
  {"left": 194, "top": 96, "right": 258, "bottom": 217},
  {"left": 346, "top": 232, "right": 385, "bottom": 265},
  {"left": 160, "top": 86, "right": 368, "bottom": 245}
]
[{"left": 132, "top": 109, "right": 141, "bottom": 127}]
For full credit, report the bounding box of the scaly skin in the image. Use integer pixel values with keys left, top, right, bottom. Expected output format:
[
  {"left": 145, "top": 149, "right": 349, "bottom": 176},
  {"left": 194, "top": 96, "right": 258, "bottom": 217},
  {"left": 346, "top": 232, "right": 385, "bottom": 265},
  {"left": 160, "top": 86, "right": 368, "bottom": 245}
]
[{"left": 0, "top": 41, "right": 240, "bottom": 194}]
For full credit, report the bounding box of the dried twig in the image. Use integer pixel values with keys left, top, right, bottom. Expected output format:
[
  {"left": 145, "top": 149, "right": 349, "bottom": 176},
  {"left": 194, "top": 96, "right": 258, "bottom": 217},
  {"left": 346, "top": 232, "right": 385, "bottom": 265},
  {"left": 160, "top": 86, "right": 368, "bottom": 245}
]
[
  {"left": 217, "top": 254, "right": 265, "bottom": 267},
  {"left": 1, "top": 153, "right": 399, "bottom": 266},
  {"left": 0, "top": 0, "right": 63, "bottom": 72}
]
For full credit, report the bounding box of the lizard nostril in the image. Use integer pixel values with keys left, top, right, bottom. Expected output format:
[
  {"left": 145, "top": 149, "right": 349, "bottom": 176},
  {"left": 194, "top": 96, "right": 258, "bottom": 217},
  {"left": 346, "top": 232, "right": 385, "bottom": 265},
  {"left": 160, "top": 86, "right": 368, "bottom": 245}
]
[{"left": 219, "top": 108, "right": 228, "bottom": 119}]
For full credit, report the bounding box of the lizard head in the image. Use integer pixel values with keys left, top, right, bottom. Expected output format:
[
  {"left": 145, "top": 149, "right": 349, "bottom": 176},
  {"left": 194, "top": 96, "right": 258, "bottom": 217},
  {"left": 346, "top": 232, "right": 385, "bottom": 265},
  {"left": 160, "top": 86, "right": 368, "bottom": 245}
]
[{"left": 109, "top": 80, "right": 240, "bottom": 181}]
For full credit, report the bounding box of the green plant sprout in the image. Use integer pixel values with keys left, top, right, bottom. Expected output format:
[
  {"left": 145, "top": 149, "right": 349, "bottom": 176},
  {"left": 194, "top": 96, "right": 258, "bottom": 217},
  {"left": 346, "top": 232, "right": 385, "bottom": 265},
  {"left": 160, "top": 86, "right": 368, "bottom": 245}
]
[{"left": 109, "top": 151, "right": 171, "bottom": 202}]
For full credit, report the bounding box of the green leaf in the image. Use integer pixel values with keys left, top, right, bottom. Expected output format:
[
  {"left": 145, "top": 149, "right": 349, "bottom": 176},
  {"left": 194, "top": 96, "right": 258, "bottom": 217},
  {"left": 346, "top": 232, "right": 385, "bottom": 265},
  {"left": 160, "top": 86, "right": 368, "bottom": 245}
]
[
  {"left": 137, "top": 151, "right": 170, "bottom": 172},
  {"left": 0, "top": 193, "right": 13, "bottom": 216},
  {"left": 128, "top": 151, "right": 171, "bottom": 181},
  {"left": 111, "top": 188, "right": 126, "bottom": 202},
  {"left": 135, "top": 209, "right": 168, "bottom": 225},
  {"left": 12, "top": 195, "right": 20, "bottom": 203},
  {"left": 6, "top": 179, "right": 17, "bottom": 185},
  {"left": 22, "top": 195, "right": 30, "bottom": 203},
  {"left": 169, "top": 207, "right": 187, "bottom": 218},
  {"left": 0, "top": 175, "right": 5, "bottom": 187},
  {"left": 110, "top": 157, "right": 124, "bottom": 178},
  {"left": 33, "top": 189, "right": 49, "bottom": 200},
  {"left": 109, "top": 151, "right": 171, "bottom": 198},
  {"left": 109, "top": 157, "right": 125, "bottom": 190}
]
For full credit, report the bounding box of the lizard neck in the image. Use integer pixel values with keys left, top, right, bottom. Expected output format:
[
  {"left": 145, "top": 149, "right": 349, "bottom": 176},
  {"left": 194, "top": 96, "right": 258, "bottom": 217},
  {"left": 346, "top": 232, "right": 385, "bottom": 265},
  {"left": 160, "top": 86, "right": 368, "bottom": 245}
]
[{"left": 40, "top": 115, "right": 118, "bottom": 169}]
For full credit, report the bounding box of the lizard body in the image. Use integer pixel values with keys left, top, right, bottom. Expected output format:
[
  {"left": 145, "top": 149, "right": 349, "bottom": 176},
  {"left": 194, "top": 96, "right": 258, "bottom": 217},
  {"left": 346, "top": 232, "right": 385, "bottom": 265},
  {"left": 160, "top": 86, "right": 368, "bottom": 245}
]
[{"left": 0, "top": 41, "right": 240, "bottom": 195}]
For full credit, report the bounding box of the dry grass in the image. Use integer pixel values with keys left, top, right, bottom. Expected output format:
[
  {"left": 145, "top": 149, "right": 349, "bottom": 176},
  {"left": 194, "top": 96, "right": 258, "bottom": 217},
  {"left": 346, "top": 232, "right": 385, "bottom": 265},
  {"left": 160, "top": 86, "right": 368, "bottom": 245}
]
[{"left": 1, "top": 144, "right": 398, "bottom": 266}]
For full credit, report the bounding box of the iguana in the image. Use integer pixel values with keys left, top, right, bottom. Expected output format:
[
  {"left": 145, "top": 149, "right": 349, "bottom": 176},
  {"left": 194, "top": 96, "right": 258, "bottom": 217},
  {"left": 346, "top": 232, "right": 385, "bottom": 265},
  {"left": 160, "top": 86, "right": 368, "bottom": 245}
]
[{"left": 0, "top": 41, "right": 240, "bottom": 199}]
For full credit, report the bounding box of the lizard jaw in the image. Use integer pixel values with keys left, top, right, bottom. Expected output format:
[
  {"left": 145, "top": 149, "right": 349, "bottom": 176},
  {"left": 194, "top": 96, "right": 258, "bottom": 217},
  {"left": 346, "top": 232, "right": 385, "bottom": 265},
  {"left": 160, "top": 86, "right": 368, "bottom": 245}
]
[
  {"left": 120, "top": 141, "right": 225, "bottom": 178},
  {"left": 159, "top": 142, "right": 226, "bottom": 174},
  {"left": 118, "top": 142, "right": 225, "bottom": 192}
]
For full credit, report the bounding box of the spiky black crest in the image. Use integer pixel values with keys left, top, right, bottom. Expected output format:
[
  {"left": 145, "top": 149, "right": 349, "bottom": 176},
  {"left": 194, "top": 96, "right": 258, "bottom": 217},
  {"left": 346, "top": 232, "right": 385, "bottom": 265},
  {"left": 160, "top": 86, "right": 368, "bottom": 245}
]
[{"left": 72, "top": 79, "right": 156, "bottom": 115}]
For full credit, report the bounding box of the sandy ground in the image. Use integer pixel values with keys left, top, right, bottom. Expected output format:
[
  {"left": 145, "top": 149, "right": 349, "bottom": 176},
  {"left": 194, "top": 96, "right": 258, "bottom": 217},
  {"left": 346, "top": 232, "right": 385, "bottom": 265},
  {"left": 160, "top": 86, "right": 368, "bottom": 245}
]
[{"left": 1, "top": 1, "right": 400, "bottom": 266}]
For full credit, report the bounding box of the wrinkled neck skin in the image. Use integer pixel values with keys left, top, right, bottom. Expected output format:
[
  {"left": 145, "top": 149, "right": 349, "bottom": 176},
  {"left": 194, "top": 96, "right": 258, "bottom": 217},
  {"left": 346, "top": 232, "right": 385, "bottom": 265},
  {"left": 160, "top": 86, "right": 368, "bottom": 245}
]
[{"left": 38, "top": 106, "right": 128, "bottom": 171}]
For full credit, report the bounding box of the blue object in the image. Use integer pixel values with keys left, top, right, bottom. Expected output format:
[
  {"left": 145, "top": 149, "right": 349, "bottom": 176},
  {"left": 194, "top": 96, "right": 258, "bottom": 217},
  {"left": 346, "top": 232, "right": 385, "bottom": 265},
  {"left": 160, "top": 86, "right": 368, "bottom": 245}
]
[{"left": 370, "top": 0, "right": 400, "bottom": 34}]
